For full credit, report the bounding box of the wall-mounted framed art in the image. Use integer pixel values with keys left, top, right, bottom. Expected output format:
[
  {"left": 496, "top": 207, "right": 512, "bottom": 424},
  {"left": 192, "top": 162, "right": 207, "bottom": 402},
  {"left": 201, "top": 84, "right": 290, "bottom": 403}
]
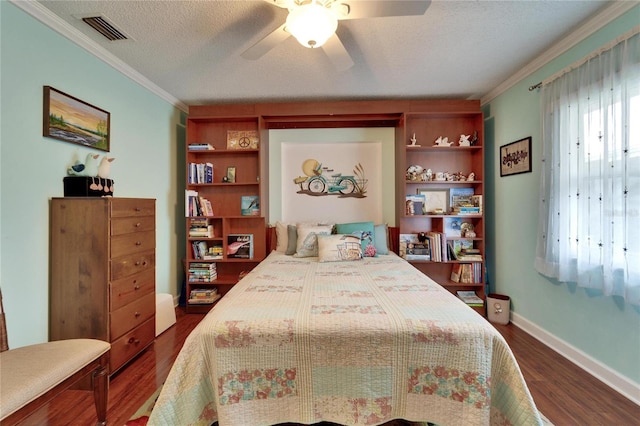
[
  {"left": 500, "top": 136, "right": 531, "bottom": 177},
  {"left": 43, "top": 86, "right": 110, "bottom": 152}
]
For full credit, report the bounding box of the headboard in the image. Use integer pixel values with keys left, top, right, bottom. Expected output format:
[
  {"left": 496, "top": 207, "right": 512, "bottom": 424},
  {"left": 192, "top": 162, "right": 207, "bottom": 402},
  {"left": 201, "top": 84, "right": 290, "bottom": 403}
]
[{"left": 266, "top": 225, "right": 399, "bottom": 255}]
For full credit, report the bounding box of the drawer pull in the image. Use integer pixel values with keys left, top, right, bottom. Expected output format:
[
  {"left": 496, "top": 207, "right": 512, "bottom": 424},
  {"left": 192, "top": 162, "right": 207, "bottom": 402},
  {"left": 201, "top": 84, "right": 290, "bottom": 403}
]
[
  {"left": 128, "top": 337, "right": 141, "bottom": 344},
  {"left": 134, "top": 312, "right": 141, "bottom": 318},
  {"left": 135, "top": 207, "right": 141, "bottom": 212},
  {"left": 135, "top": 261, "right": 141, "bottom": 266},
  {"left": 135, "top": 222, "right": 141, "bottom": 227},
  {"left": 142, "top": 261, "right": 147, "bottom": 266},
  {"left": 135, "top": 241, "right": 142, "bottom": 246},
  {"left": 134, "top": 284, "right": 141, "bottom": 290}
]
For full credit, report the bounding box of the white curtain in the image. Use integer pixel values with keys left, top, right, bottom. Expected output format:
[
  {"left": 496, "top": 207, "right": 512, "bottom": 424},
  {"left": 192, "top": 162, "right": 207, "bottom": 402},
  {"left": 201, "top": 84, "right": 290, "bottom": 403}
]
[{"left": 535, "top": 29, "right": 640, "bottom": 305}]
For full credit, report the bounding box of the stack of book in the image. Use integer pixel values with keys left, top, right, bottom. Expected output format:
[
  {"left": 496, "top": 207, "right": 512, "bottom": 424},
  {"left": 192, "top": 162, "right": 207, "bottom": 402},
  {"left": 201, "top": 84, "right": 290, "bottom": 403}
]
[
  {"left": 189, "top": 218, "right": 214, "bottom": 237},
  {"left": 188, "top": 288, "right": 220, "bottom": 305},
  {"left": 188, "top": 262, "right": 217, "bottom": 282},
  {"left": 188, "top": 143, "right": 215, "bottom": 151},
  {"left": 456, "top": 291, "right": 484, "bottom": 307}
]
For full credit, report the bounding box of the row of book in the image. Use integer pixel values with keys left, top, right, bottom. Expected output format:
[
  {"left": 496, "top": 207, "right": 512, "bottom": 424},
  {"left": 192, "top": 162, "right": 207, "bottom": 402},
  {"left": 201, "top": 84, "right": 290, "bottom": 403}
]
[
  {"left": 189, "top": 218, "right": 214, "bottom": 238},
  {"left": 188, "top": 288, "right": 220, "bottom": 305},
  {"left": 191, "top": 241, "right": 223, "bottom": 260},
  {"left": 188, "top": 162, "right": 214, "bottom": 184},
  {"left": 188, "top": 262, "right": 217, "bottom": 283},
  {"left": 185, "top": 190, "right": 213, "bottom": 217},
  {"left": 451, "top": 263, "right": 483, "bottom": 283},
  {"left": 400, "top": 233, "right": 483, "bottom": 262}
]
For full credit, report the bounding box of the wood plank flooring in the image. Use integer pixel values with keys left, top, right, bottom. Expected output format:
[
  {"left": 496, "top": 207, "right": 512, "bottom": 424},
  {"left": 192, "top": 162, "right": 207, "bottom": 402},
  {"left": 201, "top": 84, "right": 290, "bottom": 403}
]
[{"left": 25, "top": 307, "right": 639, "bottom": 425}]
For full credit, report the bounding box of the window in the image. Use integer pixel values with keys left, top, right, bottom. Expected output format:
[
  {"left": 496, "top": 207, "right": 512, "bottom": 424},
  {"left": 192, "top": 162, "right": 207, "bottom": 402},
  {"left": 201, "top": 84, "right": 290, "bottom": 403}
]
[{"left": 535, "top": 30, "right": 640, "bottom": 304}]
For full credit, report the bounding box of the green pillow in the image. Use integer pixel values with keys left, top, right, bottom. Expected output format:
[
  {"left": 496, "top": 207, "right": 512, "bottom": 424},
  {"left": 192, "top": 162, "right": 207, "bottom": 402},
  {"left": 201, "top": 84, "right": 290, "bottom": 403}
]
[
  {"left": 374, "top": 224, "right": 390, "bottom": 255},
  {"left": 335, "top": 221, "right": 376, "bottom": 256}
]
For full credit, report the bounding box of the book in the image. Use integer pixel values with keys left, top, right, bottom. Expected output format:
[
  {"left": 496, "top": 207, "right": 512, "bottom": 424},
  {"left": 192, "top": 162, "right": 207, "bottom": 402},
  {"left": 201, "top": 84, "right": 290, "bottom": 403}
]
[
  {"left": 227, "top": 234, "right": 253, "bottom": 259},
  {"left": 450, "top": 263, "right": 462, "bottom": 282},
  {"left": 241, "top": 195, "right": 260, "bottom": 216},
  {"left": 448, "top": 239, "right": 474, "bottom": 260},
  {"left": 457, "top": 291, "right": 484, "bottom": 306}
]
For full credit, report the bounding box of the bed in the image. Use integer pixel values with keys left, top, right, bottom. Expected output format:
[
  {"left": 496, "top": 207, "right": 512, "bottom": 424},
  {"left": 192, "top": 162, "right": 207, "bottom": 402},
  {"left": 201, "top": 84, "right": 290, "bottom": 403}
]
[{"left": 149, "top": 233, "right": 542, "bottom": 425}]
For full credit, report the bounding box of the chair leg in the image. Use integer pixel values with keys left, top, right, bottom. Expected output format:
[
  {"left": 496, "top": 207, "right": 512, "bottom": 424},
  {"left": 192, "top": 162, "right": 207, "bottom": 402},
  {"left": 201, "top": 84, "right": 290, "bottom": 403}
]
[{"left": 92, "top": 361, "right": 109, "bottom": 426}]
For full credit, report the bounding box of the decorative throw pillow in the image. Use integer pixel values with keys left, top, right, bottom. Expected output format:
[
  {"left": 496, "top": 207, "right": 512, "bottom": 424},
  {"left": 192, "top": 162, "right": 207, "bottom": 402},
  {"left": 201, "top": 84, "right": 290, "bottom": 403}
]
[
  {"left": 275, "top": 221, "right": 289, "bottom": 253},
  {"left": 318, "top": 234, "right": 363, "bottom": 262},
  {"left": 374, "top": 223, "right": 390, "bottom": 255},
  {"left": 294, "top": 223, "right": 333, "bottom": 258},
  {"left": 335, "top": 221, "right": 376, "bottom": 257},
  {"left": 285, "top": 224, "right": 297, "bottom": 255}
]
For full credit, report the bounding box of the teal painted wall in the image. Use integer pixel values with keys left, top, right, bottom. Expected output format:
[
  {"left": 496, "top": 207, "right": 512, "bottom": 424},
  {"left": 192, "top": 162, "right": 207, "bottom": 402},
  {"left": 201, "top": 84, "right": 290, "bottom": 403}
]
[
  {"left": 0, "top": 2, "right": 185, "bottom": 348},
  {"left": 485, "top": 6, "right": 640, "bottom": 386}
]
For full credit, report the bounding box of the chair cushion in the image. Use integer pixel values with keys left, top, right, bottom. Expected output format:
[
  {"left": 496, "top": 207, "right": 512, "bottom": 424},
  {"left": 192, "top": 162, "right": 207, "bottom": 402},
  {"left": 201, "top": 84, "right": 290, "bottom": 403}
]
[{"left": 0, "top": 339, "right": 110, "bottom": 419}]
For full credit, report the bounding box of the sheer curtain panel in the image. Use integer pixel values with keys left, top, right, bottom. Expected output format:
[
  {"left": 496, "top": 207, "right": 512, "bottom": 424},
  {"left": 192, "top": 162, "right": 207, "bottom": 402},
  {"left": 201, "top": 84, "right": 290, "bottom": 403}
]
[{"left": 535, "top": 29, "right": 640, "bottom": 304}]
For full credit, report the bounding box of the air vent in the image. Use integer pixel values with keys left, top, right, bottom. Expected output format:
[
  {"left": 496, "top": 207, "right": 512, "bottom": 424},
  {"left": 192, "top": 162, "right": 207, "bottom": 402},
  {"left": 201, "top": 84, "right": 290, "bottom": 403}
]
[{"left": 82, "top": 16, "right": 128, "bottom": 41}]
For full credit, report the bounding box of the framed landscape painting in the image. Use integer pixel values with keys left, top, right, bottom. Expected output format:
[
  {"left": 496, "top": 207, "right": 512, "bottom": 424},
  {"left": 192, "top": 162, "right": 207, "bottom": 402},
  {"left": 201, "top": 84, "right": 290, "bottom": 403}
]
[{"left": 43, "top": 86, "right": 110, "bottom": 152}]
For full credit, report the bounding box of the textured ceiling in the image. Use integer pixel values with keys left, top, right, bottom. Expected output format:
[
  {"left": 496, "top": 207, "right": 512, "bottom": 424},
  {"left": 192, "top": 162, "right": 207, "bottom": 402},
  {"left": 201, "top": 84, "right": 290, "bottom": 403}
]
[{"left": 31, "top": 0, "right": 620, "bottom": 107}]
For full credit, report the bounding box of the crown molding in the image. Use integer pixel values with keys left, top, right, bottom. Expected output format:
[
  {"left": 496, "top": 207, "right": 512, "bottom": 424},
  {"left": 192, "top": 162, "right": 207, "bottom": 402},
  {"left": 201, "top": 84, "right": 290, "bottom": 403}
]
[
  {"left": 481, "top": 1, "right": 638, "bottom": 105},
  {"left": 10, "top": 0, "right": 189, "bottom": 112}
]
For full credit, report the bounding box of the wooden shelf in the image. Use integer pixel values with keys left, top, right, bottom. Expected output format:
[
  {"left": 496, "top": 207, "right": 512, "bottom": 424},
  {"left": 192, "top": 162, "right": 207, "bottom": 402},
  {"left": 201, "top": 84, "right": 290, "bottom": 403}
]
[{"left": 185, "top": 113, "right": 266, "bottom": 313}]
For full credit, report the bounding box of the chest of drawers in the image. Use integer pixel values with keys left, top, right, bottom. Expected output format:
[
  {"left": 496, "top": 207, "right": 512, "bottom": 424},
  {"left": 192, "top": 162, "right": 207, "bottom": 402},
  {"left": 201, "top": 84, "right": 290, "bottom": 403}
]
[{"left": 49, "top": 197, "right": 156, "bottom": 374}]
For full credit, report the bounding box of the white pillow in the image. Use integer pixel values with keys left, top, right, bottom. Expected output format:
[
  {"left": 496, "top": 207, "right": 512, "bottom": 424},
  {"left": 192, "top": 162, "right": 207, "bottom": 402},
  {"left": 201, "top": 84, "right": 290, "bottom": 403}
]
[
  {"left": 275, "top": 221, "right": 289, "bottom": 253},
  {"left": 294, "top": 223, "right": 333, "bottom": 258},
  {"left": 318, "top": 234, "right": 363, "bottom": 262}
]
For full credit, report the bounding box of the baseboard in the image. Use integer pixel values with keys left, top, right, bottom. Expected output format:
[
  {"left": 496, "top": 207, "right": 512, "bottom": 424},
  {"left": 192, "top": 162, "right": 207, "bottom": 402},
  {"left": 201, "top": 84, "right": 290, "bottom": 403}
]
[{"left": 511, "top": 312, "right": 640, "bottom": 406}]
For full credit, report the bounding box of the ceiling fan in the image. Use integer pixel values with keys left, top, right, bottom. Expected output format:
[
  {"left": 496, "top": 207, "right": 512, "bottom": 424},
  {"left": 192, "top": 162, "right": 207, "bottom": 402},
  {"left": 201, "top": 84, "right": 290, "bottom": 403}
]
[{"left": 241, "top": 0, "right": 431, "bottom": 71}]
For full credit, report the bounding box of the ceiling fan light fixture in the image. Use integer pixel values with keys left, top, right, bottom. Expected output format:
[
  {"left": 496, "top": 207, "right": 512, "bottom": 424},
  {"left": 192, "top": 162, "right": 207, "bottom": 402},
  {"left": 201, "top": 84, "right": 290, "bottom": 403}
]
[{"left": 286, "top": 2, "right": 338, "bottom": 48}]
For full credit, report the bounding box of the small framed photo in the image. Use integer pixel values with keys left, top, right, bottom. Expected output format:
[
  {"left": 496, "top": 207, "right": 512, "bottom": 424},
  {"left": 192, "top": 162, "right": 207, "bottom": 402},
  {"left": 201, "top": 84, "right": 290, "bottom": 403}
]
[
  {"left": 500, "top": 137, "right": 532, "bottom": 176},
  {"left": 226, "top": 166, "right": 236, "bottom": 183},
  {"left": 417, "top": 188, "right": 449, "bottom": 214},
  {"left": 43, "top": 86, "right": 110, "bottom": 152}
]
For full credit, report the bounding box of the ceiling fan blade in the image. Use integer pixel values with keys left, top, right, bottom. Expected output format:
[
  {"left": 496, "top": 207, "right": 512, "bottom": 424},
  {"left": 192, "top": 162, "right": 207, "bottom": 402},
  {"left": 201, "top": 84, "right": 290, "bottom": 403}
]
[
  {"left": 337, "top": 0, "right": 431, "bottom": 20},
  {"left": 322, "top": 33, "right": 354, "bottom": 71},
  {"left": 241, "top": 23, "right": 290, "bottom": 60}
]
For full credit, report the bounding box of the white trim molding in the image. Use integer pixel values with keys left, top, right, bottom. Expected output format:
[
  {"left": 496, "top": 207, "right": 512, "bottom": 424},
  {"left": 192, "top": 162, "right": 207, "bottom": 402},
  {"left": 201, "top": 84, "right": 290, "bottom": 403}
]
[
  {"left": 10, "top": 0, "right": 189, "bottom": 113},
  {"left": 481, "top": 1, "right": 639, "bottom": 105},
  {"left": 511, "top": 312, "right": 640, "bottom": 406}
]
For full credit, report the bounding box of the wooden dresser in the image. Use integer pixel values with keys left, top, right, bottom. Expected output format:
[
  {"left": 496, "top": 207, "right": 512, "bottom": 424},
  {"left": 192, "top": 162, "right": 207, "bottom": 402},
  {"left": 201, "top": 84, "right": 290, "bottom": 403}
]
[{"left": 49, "top": 197, "right": 156, "bottom": 375}]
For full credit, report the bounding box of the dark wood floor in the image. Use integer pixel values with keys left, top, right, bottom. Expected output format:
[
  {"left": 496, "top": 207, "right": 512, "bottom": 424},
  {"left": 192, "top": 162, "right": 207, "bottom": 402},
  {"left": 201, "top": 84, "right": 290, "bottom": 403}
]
[{"left": 26, "top": 307, "right": 639, "bottom": 425}]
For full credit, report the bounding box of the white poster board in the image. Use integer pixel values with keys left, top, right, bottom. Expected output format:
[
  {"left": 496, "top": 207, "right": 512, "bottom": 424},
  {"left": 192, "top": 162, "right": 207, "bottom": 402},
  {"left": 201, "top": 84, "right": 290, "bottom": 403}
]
[{"left": 281, "top": 141, "right": 382, "bottom": 224}]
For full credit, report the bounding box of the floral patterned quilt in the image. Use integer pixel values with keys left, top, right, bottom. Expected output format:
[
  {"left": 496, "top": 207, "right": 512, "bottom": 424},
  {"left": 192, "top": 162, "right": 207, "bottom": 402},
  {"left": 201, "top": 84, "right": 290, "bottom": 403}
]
[{"left": 149, "top": 252, "right": 542, "bottom": 426}]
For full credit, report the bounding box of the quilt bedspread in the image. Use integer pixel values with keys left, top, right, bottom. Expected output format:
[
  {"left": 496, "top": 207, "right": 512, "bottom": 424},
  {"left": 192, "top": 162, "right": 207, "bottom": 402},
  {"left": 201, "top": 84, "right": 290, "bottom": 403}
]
[{"left": 149, "top": 252, "right": 542, "bottom": 426}]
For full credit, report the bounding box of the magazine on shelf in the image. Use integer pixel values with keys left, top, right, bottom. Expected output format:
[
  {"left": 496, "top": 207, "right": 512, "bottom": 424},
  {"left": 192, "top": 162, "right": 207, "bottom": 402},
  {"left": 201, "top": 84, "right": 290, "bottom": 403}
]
[
  {"left": 227, "top": 234, "right": 254, "bottom": 259},
  {"left": 241, "top": 195, "right": 260, "bottom": 216}
]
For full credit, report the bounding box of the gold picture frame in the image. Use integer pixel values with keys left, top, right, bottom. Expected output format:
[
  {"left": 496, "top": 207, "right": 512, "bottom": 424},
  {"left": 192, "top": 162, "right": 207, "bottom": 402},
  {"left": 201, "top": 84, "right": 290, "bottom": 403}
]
[{"left": 226, "top": 166, "right": 236, "bottom": 183}]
